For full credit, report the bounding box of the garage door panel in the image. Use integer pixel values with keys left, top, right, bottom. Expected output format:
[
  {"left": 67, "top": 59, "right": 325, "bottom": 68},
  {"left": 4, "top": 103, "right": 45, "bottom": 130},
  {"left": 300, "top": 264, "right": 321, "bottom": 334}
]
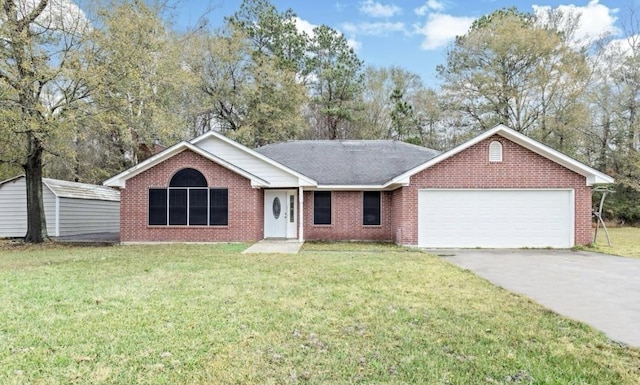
[{"left": 418, "top": 189, "right": 574, "bottom": 248}]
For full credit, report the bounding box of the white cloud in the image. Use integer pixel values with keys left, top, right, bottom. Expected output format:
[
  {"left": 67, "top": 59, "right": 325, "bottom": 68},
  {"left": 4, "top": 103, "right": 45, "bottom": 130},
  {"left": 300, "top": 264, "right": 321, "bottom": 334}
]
[
  {"left": 346, "top": 37, "right": 362, "bottom": 51},
  {"left": 599, "top": 35, "right": 638, "bottom": 66},
  {"left": 17, "top": 0, "right": 90, "bottom": 33},
  {"left": 359, "top": 0, "right": 402, "bottom": 18},
  {"left": 293, "top": 16, "right": 316, "bottom": 37},
  {"left": 294, "top": 17, "right": 362, "bottom": 52},
  {"left": 414, "top": 0, "right": 446, "bottom": 16},
  {"left": 533, "top": 0, "right": 620, "bottom": 44},
  {"left": 414, "top": 13, "right": 474, "bottom": 50},
  {"left": 342, "top": 21, "right": 406, "bottom": 36}
]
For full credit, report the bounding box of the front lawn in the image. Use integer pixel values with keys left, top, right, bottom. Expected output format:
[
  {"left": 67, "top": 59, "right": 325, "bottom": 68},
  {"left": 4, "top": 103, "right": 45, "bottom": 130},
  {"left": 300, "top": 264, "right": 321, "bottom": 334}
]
[
  {"left": 1, "top": 242, "right": 638, "bottom": 384},
  {"left": 591, "top": 227, "right": 640, "bottom": 258}
]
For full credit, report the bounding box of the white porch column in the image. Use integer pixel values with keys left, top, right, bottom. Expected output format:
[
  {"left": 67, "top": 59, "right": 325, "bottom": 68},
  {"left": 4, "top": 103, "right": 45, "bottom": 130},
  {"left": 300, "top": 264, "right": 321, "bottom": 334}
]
[{"left": 298, "top": 186, "right": 304, "bottom": 242}]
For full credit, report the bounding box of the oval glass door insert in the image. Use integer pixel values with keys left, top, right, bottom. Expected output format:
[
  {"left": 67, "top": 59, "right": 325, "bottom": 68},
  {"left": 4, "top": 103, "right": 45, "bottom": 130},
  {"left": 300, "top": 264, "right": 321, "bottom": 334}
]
[{"left": 272, "top": 197, "right": 281, "bottom": 219}]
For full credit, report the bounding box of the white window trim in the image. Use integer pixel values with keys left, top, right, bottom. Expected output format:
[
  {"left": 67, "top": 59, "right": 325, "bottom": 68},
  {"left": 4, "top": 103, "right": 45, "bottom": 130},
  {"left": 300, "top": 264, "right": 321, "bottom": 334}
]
[{"left": 489, "top": 141, "right": 503, "bottom": 163}]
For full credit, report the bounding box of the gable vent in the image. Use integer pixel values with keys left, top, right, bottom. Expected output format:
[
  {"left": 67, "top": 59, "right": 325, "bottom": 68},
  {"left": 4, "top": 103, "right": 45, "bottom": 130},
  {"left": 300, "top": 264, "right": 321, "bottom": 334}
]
[{"left": 489, "top": 141, "right": 503, "bottom": 162}]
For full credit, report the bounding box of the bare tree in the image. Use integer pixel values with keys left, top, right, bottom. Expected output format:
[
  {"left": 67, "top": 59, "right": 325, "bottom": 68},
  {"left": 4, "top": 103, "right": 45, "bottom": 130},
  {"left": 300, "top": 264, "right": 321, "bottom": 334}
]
[{"left": 0, "top": 0, "right": 92, "bottom": 242}]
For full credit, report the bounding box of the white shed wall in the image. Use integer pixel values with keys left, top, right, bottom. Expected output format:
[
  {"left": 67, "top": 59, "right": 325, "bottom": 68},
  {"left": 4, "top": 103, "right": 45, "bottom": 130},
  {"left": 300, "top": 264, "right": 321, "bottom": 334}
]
[
  {"left": 0, "top": 178, "right": 58, "bottom": 237},
  {"left": 0, "top": 177, "right": 119, "bottom": 238},
  {"left": 58, "top": 198, "right": 120, "bottom": 236},
  {"left": 0, "top": 178, "right": 28, "bottom": 237},
  {"left": 43, "top": 187, "right": 57, "bottom": 236}
]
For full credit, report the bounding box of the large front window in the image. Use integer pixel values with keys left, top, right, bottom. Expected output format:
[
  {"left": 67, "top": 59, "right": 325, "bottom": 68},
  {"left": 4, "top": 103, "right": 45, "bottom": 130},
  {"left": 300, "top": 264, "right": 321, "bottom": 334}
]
[{"left": 148, "top": 168, "right": 228, "bottom": 226}]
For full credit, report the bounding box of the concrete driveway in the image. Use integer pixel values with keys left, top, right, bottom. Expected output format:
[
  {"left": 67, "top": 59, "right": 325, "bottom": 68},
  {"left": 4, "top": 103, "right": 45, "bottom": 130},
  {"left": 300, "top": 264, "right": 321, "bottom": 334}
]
[{"left": 435, "top": 249, "right": 640, "bottom": 347}]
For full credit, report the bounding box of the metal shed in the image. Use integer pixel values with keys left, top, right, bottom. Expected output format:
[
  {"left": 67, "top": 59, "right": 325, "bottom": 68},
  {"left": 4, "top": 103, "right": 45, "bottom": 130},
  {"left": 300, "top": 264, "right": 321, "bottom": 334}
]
[{"left": 0, "top": 175, "right": 120, "bottom": 238}]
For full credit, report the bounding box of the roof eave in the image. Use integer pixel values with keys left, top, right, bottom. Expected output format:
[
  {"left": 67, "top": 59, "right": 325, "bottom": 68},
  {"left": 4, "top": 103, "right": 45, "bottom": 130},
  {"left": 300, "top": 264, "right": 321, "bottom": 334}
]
[
  {"left": 0, "top": 174, "right": 25, "bottom": 187},
  {"left": 191, "top": 131, "right": 317, "bottom": 185},
  {"left": 388, "top": 124, "right": 615, "bottom": 186},
  {"left": 103, "top": 143, "right": 188, "bottom": 187},
  {"left": 307, "top": 183, "right": 402, "bottom": 191},
  {"left": 496, "top": 127, "right": 615, "bottom": 185},
  {"left": 41, "top": 178, "right": 58, "bottom": 197},
  {"left": 103, "top": 141, "right": 270, "bottom": 188},
  {"left": 588, "top": 174, "right": 615, "bottom": 186}
]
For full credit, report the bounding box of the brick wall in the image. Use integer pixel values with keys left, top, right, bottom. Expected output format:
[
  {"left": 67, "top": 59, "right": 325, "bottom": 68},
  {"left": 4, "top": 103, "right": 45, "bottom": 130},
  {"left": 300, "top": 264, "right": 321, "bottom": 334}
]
[
  {"left": 303, "top": 191, "right": 394, "bottom": 241},
  {"left": 120, "top": 150, "right": 263, "bottom": 242},
  {"left": 393, "top": 135, "right": 592, "bottom": 246}
]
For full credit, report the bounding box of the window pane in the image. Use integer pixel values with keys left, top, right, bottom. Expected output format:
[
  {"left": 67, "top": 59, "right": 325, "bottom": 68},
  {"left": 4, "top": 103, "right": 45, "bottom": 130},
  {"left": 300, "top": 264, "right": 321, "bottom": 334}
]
[
  {"left": 314, "top": 191, "right": 331, "bottom": 225},
  {"left": 169, "top": 189, "right": 187, "bottom": 225},
  {"left": 210, "top": 189, "right": 228, "bottom": 226},
  {"left": 149, "top": 189, "right": 167, "bottom": 225},
  {"left": 170, "top": 168, "right": 207, "bottom": 187},
  {"left": 289, "top": 194, "right": 295, "bottom": 223},
  {"left": 189, "top": 189, "right": 208, "bottom": 225},
  {"left": 363, "top": 191, "right": 381, "bottom": 225}
]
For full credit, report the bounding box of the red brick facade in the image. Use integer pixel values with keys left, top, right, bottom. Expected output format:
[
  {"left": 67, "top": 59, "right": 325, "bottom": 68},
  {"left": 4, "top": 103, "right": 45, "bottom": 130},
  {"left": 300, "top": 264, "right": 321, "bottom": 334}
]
[
  {"left": 120, "top": 150, "right": 263, "bottom": 242},
  {"left": 119, "top": 135, "right": 593, "bottom": 246},
  {"left": 392, "top": 135, "right": 592, "bottom": 246},
  {"left": 303, "top": 191, "right": 393, "bottom": 241}
]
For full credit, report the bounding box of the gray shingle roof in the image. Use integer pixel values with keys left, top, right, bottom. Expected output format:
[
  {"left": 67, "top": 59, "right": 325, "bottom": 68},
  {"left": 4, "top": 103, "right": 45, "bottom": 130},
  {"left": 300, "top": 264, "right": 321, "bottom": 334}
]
[
  {"left": 1, "top": 175, "right": 120, "bottom": 201},
  {"left": 256, "top": 140, "right": 440, "bottom": 185},
  {"left": 43, "top": 178, "right": 120, "bottom": 201}
]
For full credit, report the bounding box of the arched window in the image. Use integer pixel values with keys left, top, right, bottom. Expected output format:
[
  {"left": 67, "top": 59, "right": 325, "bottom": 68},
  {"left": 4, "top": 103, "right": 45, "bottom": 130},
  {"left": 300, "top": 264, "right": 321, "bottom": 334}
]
[
  {"left": 170, "top": 168, "right": 207, "bottom": 187},
  {"left": 489, "top": 141, "right": 503, "bottom": 163},
  {"left": 148, "top": 168, "right": 228, "bottom": 227}
]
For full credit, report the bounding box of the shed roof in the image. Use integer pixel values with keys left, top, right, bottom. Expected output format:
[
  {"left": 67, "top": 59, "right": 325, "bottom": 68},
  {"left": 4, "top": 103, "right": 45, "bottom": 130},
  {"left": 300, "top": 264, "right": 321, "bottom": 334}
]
[
  {"left": 43, "top": 178, "right": 120, "bottom": 201},
  {"left": 1, "top": 175, "right": 120, "bottom": 201},
  {"left": 255, "top": 140, "right": 440, "bottom": 185}
]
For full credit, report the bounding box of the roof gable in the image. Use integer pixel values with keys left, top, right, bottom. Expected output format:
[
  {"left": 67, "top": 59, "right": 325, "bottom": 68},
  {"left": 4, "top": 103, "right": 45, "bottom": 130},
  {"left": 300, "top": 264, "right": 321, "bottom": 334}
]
[
  {"left": 391, "top": 124, "right": 614, "bottom": 186},
  {"left": 103, "top": 141, "right": 269, "bottom": 188},
  {"left": 191, "top": 131, "right": 316, "bottom": 187}
]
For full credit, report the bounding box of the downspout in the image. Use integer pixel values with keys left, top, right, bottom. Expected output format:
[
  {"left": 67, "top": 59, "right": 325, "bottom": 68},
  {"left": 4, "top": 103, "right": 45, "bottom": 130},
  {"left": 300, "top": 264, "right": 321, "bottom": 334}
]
[{"left": 298, "top": 186, "right": 304, "bottom": 242}]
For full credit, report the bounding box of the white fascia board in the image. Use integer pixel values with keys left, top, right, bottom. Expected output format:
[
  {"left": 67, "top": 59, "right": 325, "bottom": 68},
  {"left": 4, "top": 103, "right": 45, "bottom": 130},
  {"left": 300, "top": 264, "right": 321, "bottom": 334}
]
[
  {"left": 587, "top": 174, "right": 615, "bottom": 185},
  {"left": 298, "top": 177, "right": 317, "bottom": 188},
  {"left": 103, "top": 142, "right": 187, "bottom": 187},
  {"left": 0, "top": 174, "right": 25, "bottom": 187},
  {"left": 41, "top": 178, "right": 59, "bottom": 198},
  {"left": 191, "top": 144, "right": 271, "bottom": 186},
  {"left": 497, "top": 127, "right": 614, "bottom": 185},
  {"left": 385, "top": 126, "right": 504, "bottom": 186},
  {"left": 191, "top": 131, "right": 317, "bottom": 186},
  {"left": 103, "top": 141, "right": 270, "bottom": 188},
  {"left": 386, "top": 124, "right": 614, "bottom": 186},
  {"left": 306, "top": 184, "right": 398, "bottom": 191}
]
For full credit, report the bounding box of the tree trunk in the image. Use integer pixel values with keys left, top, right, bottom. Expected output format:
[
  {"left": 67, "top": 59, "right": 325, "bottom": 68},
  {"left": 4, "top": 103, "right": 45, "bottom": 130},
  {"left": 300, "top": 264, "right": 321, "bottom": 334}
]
[{"left": 24, "top": 134, "right": 49, "bottom": 243}]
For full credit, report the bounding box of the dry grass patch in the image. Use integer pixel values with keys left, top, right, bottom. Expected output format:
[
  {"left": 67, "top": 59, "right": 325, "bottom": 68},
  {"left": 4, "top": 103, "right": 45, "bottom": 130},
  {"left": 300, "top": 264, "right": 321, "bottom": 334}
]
[
  {"left": 591, "top": 227, "right": 640, "bottom": 258},
  {"left": 1, "top": 243, "right": 639, "bottom": 384}
]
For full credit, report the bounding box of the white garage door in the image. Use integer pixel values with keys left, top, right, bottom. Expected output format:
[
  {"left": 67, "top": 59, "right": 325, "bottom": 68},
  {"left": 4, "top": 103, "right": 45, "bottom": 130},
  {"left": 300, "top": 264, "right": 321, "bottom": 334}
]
[{"left": 418, "top": 189, "right": 574, "bottom": 248}]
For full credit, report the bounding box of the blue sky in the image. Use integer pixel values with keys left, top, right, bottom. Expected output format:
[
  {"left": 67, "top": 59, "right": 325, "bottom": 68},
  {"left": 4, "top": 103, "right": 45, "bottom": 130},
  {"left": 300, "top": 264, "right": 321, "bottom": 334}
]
[{"left": 174, "top": 0, "right": 627, "bottom": 87}]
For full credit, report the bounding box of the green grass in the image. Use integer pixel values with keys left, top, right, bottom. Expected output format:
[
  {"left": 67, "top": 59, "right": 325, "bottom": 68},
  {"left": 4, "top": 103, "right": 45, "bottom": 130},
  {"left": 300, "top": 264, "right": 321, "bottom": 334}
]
[
  {"left": 1, "top": 242, "right": 639, "bottom": 384},
  {"left": 590, "top": 227, "right": 640, "bottom": 258}
]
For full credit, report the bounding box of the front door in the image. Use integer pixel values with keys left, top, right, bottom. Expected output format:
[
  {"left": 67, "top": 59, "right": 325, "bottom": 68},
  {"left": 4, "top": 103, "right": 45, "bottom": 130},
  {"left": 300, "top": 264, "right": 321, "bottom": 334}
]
[{"left": 264, "top": 190, "right": 296, "bottom": 238}]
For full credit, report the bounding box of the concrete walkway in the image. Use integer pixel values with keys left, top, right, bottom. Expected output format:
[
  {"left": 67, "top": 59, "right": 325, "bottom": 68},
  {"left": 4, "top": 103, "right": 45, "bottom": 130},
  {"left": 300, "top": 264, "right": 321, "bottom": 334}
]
[
  {"left": 435, "top": 249, "right": 640, "bottom": 347},
  {"left": 242, "top": 239, "right": 303, "bottom": 254}
]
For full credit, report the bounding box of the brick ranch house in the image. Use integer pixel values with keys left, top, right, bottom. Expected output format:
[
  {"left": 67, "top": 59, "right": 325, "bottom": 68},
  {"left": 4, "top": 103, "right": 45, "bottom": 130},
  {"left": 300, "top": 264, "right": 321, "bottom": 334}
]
[{"left": 104, "top": 124, "right": 613, "bottom": 248}]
